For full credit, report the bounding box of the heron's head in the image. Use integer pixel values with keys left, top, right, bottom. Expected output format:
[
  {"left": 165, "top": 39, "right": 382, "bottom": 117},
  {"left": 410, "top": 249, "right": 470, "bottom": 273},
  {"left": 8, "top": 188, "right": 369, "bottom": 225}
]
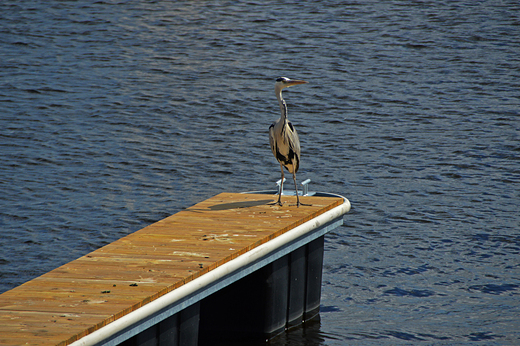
[{"left": 275, "top": 77, "right": 308, "bottom": 94}]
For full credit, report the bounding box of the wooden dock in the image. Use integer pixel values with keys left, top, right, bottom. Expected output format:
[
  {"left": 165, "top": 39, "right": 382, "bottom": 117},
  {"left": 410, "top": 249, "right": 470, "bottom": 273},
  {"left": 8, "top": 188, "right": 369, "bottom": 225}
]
[{"left": 0, "top": 192, "right": 349, "bottom": 346}]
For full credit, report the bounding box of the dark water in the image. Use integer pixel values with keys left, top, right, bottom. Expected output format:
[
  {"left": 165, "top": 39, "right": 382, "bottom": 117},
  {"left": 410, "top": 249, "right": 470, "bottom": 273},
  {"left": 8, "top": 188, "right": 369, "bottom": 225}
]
[{"left": 1, "top": 1, "right": 519, "bottom": 344}]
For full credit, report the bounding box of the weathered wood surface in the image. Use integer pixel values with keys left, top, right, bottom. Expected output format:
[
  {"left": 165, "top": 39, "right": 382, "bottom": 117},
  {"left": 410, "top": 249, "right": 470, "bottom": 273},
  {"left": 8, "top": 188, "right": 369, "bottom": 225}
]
[{"left": 0, "top": 193, "right": 343, "bottom": 346}]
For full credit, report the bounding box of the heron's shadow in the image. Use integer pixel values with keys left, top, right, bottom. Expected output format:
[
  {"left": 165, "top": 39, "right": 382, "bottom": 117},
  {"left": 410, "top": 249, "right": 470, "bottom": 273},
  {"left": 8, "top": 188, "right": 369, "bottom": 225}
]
[{"left": 207, "top": 199, "right": 274, "bottom": 211}]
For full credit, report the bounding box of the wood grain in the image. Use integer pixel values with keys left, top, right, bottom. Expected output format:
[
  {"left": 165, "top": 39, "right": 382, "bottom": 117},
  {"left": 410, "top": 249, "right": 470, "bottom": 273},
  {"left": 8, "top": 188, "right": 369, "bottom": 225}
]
[{"left": 0, "top": 193, "right": 342, "bottom": 345}]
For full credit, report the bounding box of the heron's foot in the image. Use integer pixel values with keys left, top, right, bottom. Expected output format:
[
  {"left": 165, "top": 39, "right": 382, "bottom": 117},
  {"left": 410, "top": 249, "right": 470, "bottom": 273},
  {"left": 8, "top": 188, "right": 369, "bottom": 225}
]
[
  {"left": 267, "top": 200, "right": 283, "bottom": 206},
  {"left": 296, "top": 202, "right": 312, "bottom": 207}
]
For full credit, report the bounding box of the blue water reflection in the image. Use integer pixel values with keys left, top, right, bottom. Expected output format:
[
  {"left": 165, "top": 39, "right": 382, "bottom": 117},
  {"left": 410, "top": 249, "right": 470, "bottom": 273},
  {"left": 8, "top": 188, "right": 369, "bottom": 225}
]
[{"left": 1, "top": 1, "right": 519, "bottom": 344}]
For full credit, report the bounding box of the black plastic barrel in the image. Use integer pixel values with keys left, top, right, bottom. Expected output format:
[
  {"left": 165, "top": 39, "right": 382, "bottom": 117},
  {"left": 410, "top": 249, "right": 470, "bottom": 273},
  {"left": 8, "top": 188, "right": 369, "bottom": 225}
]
[{"left": 123, "top": 302, "right": 199, "bottom": 346}]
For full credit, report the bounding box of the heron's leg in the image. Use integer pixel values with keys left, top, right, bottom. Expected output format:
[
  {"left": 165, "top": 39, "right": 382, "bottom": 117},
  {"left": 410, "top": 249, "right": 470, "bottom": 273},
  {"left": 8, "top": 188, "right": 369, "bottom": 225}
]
[
  {"left": 277, "top": 164, "right": 285, "bottom": 205},
  {"left": 293, "top": 172, "right": 311, "bottom": 207},
  {"left": 292, "top": 172, "right": 300, "bottom": 206},
  {"left": 268, "top": 165, "right": 285, "bottom": 206}
]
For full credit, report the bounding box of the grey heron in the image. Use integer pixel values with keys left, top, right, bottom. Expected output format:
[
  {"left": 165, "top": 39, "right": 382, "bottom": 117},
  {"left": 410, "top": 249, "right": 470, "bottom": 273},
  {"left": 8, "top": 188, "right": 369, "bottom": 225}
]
[{"left": 269, "top": 77, "right": 308, "bottom": 207}]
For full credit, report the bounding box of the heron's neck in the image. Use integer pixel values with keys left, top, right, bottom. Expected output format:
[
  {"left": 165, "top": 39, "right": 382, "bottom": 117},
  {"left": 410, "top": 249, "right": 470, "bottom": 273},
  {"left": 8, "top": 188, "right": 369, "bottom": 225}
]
[{"left": 276, "top": 91, "right": 288, "bottom": 123}]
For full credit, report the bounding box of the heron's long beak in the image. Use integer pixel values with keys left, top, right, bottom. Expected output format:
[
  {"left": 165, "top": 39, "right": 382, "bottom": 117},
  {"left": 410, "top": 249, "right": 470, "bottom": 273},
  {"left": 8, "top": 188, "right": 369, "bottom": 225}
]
[{"left": 285, "top": 79, "right": 308, "bottom": 87}]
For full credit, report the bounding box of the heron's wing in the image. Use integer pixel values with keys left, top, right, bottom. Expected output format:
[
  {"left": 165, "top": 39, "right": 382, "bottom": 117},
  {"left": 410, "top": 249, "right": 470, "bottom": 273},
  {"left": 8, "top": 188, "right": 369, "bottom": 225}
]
[
  {"left": 287, "top": 122, "right": 300, "bottom": 154},
  {"left": 286, "top": 121, "right": 301, "bottom": 173},
  {"left": 269, "top": 123, "right": 276, "bottom": 157}
]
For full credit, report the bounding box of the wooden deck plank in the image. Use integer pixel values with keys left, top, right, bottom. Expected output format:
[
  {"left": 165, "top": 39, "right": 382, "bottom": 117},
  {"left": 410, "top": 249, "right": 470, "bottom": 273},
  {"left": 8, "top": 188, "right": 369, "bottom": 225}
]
[{"left": 0, "top": 193, "right": 343, "bottom": 346}]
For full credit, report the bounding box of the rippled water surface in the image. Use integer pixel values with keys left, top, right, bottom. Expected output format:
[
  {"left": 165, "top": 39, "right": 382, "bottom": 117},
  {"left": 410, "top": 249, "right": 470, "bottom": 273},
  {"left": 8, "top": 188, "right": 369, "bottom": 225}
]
[{"left": 1, "top": 1, "right": 519, "bottom": 344}]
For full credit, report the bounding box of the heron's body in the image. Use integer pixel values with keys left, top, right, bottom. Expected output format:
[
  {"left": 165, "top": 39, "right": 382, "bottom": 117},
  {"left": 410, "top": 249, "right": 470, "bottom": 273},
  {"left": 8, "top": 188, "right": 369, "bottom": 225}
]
[
  {"left": 268, "top": 77, "right": 308, "bottom": 206},
  {"left": 269, "top": 109, "right": 300, "bottom": 175}
]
